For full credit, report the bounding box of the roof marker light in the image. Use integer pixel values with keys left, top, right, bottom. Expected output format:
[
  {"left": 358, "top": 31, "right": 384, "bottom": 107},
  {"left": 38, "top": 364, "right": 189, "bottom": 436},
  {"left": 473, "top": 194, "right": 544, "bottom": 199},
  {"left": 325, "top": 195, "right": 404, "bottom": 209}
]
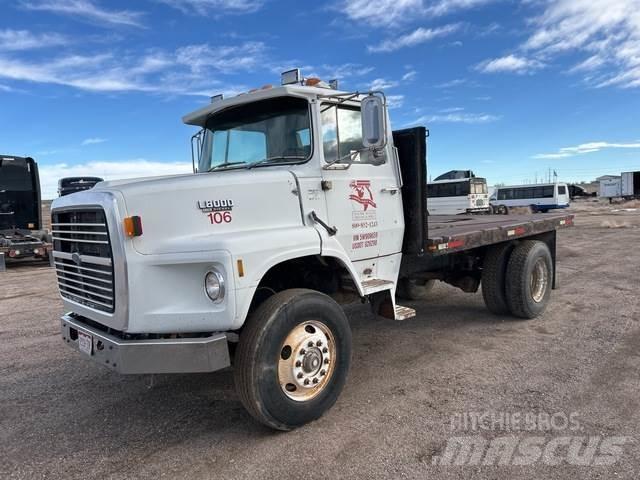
[
  {"left": 210, "top": 94, "right": 224, "bottom": 103},
  {"left": 281, "top": 68, "right": 301, "bottom": 85}
]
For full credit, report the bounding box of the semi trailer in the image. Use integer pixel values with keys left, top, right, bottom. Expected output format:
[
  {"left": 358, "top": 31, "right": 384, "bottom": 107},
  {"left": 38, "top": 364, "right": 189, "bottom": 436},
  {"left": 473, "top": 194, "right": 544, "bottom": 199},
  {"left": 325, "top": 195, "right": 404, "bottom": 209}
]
[
  {"left": 0, "top": 155, "right": 50, "bottom": 269},
  {"left": 52, "top": 70, "right": 573, "bottom": 430}
]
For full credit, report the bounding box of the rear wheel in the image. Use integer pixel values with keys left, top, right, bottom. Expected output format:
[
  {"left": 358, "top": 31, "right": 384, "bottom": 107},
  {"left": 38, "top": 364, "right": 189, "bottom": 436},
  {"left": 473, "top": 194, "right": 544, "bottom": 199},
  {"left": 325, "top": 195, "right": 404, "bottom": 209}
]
[
  {"left": 505, "top": 241, "right": 553, "bottom": 319},
  {"left": 234, "top": 289, "right": 352, "bottom": 430},
  {"left": 481, "top": 243, "right": 514, "bottom": 315},
  {"left": 397, "top": 278, "right": 435, "bottom": 301}
]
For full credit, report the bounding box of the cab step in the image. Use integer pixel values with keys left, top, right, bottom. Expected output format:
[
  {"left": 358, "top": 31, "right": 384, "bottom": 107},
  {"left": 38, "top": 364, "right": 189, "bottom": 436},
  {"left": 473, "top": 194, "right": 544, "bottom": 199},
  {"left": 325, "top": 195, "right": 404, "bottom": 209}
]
[
  {"left": 361, "top": 278, "right": 394, "bottom": 295},
  {"left": 394, "top": 305, "right": 416, "bottom": 321}
]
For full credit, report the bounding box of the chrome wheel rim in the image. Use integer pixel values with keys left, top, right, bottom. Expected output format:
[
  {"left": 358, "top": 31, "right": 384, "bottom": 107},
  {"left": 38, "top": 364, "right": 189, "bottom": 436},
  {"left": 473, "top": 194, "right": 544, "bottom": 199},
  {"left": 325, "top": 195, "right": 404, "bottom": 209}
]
[
  {"left": 530, "top": 258, "right": 549, "bottom": 303},
  {"left": 278, "top": 321, "right": 336, "bottom": 402}
]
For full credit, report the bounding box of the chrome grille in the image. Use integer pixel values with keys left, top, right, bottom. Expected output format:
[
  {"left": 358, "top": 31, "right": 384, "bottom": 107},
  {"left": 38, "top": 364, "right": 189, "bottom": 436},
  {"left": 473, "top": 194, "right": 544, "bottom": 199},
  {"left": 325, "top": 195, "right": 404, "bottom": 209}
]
[{"left": 51, "top": 209, "right": 115, "bottom": 313}]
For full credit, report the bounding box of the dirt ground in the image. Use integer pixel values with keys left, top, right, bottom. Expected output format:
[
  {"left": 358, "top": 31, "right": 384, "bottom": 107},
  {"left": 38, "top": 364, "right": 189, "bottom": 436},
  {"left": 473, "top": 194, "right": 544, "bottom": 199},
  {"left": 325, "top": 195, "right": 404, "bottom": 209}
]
[{"left": 1, "top": 199, "right": 639, "bottom": 479}]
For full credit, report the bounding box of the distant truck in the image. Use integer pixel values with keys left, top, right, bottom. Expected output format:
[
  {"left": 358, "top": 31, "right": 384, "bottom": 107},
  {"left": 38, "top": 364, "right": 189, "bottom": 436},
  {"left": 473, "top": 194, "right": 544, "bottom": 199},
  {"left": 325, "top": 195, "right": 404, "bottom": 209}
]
[
  {"left": 621, "top": 171, "right": 640, "bottom": 199},
  {"left": 52, "top": 70, "right": 574, "bottom": 430},
  {"left": 58, "top": 177, "right": 104, "bottom": 197},
  {"left": 0, "top": 155, "right": 50, "bottom": 268}
]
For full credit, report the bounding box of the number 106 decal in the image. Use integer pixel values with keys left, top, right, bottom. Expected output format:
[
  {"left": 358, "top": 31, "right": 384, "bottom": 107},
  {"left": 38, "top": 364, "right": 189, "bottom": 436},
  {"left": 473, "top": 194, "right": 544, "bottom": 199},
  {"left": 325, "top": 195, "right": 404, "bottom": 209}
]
[{"left": 208, "top": 211, "right": 232, "bottom": 224}]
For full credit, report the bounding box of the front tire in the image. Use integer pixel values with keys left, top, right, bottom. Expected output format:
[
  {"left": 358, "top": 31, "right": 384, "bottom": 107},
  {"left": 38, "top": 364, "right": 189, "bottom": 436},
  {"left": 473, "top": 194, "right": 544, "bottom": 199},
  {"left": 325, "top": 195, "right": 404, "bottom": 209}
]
[
  {"left": 234, "top": 289, "right": 352, "bottom": 430},
  {"left": 505, "top": 241, "right": 553, "bottom": 319}
]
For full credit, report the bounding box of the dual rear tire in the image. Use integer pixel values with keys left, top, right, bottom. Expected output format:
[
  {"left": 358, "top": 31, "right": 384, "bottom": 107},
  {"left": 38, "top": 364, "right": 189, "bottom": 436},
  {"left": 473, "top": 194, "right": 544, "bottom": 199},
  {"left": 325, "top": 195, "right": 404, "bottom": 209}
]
[{"left": 482, "top": 240, "right": 553, "bottom": 319}]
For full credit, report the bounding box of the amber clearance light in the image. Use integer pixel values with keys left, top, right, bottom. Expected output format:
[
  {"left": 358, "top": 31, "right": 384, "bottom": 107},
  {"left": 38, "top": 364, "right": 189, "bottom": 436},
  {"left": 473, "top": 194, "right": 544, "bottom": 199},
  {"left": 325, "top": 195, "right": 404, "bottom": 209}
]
[{"left": 123, "top": 216, "right": 143, "bottom": 237}]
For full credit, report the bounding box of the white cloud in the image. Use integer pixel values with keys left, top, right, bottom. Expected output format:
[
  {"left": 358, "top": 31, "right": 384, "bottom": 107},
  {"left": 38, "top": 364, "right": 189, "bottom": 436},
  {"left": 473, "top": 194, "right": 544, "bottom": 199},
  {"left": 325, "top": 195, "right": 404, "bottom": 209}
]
[
  {"left": 435, "top": 78, "right": 468, "bottom": 88},
  {"left": 21, "top": 0, "right": 144, "bottom": 27},
  {"left": 158, "top": 0, "right": 264, "bottom": 15},
  {"left": 478, "top": 0, "right": 640, "bottom": 88},
  {"left": 175, "top": 42, "right": 266, "bottom": 73},
  {"left": 39, "top": 160, "right": 191, "bottom": 198},
  {"left": 402, "top": 70, "right": 417, "bottom": 81},
  {"left": 415, "top": 112, "right": 500, "bottom": 124},
  {"left": 81, "top": 137, "right": 107, "bottom": 145},
  {"left": 439, "top": 106, "right": 465, "bottom": 113},
  {"left": 0, "top": 29, "right": 69, "bottom": 51},
  {"left": 387, "top": 95, "right": 404, "bottom": 109},
  {"left": 369, "top": 78, "right": 398, "bottom": 90},
  {"left": 368, "top": 24, "right": 460, "bottom": 53},
  {"left": 341, "top": 0, "right": 495, "bottom": 27},
  {"left": 476, "top": 54, "right": 545, "bottom": 74},
  {"left": 533, "top": 141, "right": 640, "bottom": 159},
  {"left": 0, "top": 39, "right": 261, "bottom": 95},
  {"left": 0, "top": 83, "right": 15, "bottom": 92}
]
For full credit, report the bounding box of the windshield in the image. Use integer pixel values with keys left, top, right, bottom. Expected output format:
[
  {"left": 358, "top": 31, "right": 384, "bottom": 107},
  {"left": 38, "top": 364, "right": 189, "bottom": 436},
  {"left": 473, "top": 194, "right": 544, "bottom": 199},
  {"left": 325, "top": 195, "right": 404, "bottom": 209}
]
[
  {"left": 471, "top": 179, "right": 488, "bottom": 195},
  {"left": 198, "top": 96, "right": 312, "bottom": 172},
  {"left": 0, "top": 157, "right": 33, "bottom": 191}
]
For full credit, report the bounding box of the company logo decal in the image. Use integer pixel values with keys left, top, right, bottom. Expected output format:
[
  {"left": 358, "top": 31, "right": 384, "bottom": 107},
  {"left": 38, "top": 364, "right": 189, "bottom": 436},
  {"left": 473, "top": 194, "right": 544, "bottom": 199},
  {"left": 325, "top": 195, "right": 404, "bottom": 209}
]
[{"left": 349, "top": 180, "right": 377, "bottom": 211}]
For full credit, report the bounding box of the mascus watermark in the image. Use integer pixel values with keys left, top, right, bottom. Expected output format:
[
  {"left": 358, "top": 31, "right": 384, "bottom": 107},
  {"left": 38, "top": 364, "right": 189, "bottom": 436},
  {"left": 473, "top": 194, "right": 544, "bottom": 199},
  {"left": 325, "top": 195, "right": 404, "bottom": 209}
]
[
  {"left": 432, "top": 435, "right": 630, "bottom": 466},
  {"left": 432, "top": 412, "right": 632, "bottom": 466}
]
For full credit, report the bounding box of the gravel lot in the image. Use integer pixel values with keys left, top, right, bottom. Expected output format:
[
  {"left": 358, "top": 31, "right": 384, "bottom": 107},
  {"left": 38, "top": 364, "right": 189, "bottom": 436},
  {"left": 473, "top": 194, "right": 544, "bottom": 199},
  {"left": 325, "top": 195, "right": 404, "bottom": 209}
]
[{"left": 1, "top": 201, "right": 639, "bottom": 479}]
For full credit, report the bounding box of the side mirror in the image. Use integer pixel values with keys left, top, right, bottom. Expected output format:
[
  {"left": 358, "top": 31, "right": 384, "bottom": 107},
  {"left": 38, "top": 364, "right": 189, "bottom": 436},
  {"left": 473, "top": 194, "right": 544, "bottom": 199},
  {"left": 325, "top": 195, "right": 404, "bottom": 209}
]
[{"left": 361, "top": 95, "right": 386, "bottom": 149}]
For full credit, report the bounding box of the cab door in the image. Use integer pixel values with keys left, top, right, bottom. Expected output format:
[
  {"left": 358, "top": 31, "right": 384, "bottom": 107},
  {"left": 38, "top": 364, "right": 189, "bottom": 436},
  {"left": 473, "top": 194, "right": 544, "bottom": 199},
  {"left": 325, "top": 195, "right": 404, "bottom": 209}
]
[{"left": 318, "top": 103, "right": 404, "bottom": 261}]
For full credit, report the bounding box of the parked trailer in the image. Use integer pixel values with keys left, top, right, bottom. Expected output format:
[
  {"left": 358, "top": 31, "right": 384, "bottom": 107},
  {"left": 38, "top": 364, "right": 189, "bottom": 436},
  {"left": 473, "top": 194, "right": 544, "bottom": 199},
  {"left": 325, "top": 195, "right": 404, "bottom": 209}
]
[
  {"left": 621, "top": 171, "right": 640, "bottom": 199},
  {"left": 52, "top": 71, "right": 573, "bottom": 430},
  {"left": 599, "top": 177, "right": 622, "bottom": 199},
  {"left": 0, "top": 155, "right": 50, "bottom": 270}
]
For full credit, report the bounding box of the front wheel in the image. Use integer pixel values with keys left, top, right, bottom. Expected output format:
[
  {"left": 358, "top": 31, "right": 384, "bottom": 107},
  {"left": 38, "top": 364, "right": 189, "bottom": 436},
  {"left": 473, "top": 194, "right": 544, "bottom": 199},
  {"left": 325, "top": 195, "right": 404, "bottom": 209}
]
[{"left": 234, "top": 289, "right": 352, "bottom": 430}]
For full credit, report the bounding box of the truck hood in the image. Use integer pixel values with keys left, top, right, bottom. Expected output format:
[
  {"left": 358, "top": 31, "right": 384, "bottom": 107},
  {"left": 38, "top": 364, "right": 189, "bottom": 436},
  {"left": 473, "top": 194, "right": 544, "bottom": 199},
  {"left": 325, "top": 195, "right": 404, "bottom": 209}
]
[{"left": 91, "top": 169, "right": 305, "bottom": 255}]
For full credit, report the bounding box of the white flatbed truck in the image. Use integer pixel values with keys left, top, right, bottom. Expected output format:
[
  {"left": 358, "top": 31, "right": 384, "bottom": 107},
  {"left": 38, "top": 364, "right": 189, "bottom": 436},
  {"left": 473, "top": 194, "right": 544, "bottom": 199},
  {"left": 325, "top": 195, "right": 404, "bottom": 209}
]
[{"left": 52, "top": 70, "right": 573, "bottom": 430}]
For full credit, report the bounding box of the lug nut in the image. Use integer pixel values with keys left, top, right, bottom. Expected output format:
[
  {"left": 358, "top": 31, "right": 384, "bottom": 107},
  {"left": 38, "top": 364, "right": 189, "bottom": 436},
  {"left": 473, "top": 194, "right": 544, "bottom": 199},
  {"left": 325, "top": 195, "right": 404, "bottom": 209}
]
[
  {"left": 313, "top": 378, "right": 319, "bottom": 384},
  {"left": 320, "top": 370, "right": 326, "bottom": 376},
  {"left": 297, "top": 372, "right": 304, "bottom": 379},
  {"left": 324, "top": 358, "right": 329, "bottom": 364},
  {"left": 307, "top": 341, "right": 314, "bottom": 347},
  {"left": 300, "top": 349, "right": 306, "bottom": 355},
  {"left": 322, "top": 347, "right": 328, "bottom": 353},
  {"left": 295, "top": 361, "right": 302, "bottom": 367},
  {"left": 304, "top": 379, "right": 310, "bottom": 385},
  {"left": 316, "top": 340, "right": 322, "bottom": 347}
]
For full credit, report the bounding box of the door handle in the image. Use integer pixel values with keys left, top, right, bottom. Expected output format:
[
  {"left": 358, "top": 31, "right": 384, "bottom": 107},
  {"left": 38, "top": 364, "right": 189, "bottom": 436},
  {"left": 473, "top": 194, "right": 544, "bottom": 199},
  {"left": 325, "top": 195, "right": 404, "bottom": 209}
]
[{"left": 381, "top": 186, "right": 400, "bottom": 194}]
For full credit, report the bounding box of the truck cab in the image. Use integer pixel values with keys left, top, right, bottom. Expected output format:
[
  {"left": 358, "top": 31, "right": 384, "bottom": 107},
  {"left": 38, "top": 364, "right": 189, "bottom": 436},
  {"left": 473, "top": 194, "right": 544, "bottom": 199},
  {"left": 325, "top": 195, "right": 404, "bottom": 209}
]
[{"left": 53, "top": 70, "right": 572, "bottom": 430}]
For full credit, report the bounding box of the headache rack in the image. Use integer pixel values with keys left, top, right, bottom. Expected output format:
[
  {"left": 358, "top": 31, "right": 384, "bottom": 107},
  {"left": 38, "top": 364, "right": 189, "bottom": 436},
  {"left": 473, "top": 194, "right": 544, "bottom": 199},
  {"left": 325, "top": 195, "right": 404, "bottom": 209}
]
[{"left": 51, "top": 208, "right": 115, "bottom": 313}]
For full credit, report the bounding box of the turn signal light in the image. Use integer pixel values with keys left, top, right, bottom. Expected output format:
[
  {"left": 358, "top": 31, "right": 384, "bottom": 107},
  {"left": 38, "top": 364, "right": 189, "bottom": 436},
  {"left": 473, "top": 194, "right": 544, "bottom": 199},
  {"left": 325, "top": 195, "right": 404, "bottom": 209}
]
[{"left": 123, "top": 216, "right": 143, "bottom": 237}]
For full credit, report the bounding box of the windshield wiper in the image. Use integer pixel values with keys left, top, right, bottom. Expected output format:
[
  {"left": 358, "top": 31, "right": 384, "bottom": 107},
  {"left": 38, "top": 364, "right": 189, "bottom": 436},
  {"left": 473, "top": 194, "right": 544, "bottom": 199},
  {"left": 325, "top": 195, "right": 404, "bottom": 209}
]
[
  {"left": 208, "top": 161, "right": 247, "bottom": 172},
  {"left": 247, "top": 155, "right": 307, "bottom": 169}
]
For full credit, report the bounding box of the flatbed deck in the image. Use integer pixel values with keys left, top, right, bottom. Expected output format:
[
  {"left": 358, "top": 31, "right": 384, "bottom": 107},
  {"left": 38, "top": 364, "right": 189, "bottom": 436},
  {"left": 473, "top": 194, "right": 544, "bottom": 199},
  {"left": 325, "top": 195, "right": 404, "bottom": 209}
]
[{"left": 425, "top": 213, "right": 573, "bottom": 255}]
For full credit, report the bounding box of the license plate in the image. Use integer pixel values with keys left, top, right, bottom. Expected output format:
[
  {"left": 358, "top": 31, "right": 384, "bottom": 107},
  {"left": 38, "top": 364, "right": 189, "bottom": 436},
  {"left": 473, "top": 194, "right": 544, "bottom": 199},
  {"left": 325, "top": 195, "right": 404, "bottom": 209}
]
[{"left": 78, "top": 331, "right": 93, "bottom": 355}]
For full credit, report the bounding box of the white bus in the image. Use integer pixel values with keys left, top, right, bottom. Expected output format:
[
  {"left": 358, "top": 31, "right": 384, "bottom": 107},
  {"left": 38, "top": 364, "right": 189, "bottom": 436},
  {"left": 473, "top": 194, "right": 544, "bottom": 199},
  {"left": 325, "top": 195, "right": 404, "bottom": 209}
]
[
  {"left": 490, "top": 183, "right": 570, "bottom": 213},
  {"left": 427, "top": 177, "right": 491, "bottom": 215}
]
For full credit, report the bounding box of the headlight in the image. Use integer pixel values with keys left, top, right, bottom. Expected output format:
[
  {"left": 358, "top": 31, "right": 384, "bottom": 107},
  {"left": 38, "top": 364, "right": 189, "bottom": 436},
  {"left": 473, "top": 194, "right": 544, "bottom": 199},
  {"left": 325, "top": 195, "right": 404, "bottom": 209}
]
[{"left": 204, "top": 269, "right": 225, "bottom": 303}]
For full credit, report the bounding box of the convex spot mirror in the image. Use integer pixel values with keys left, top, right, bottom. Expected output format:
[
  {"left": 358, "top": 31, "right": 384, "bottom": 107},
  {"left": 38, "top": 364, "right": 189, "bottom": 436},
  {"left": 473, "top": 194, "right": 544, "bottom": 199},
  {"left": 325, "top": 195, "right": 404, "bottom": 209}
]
[{"left": 361, "top": 95, "right": 386, "bottom": 149}]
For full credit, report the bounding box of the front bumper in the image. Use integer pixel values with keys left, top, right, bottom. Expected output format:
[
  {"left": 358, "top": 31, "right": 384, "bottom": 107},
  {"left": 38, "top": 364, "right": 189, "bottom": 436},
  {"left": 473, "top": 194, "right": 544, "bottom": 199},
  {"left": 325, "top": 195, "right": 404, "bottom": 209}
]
[{"left": 61, "top": 314, "right": 231, "bottom": 374}]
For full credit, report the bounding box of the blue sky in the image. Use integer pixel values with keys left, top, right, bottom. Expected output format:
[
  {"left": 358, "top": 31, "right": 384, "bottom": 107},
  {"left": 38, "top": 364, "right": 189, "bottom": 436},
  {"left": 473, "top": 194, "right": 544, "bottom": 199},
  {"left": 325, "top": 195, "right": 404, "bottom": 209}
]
[{"left": 1, "top": 0, "right": 639, "bottom": 198}]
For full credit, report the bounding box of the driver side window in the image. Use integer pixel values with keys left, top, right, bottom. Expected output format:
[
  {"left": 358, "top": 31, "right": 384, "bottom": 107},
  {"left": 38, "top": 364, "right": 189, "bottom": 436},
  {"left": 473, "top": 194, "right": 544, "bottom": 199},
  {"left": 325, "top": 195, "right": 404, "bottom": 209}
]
[{"left": 321, "top": 104, "right": 385, "bottom": 165}]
